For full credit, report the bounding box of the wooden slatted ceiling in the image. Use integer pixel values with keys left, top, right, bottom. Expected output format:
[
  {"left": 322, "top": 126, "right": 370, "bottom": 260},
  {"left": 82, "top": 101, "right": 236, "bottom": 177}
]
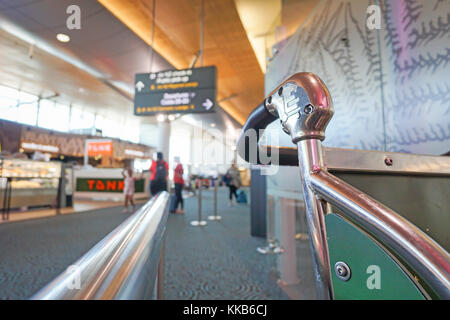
[{"left": 98, "top": 0, "right": 265, "bottom": 125}]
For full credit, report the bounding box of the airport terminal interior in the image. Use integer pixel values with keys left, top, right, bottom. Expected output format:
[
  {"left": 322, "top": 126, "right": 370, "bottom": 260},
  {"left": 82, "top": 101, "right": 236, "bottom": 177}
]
[{"left": 0, "top": 0, "right": 449, "bottom": 302}]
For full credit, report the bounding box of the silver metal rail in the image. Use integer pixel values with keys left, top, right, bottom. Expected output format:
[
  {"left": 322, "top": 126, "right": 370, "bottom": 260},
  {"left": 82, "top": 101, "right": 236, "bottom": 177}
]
[
  {"left": 31, "top": 191, "right": 170, "bottom": 300},
  {"left": 237, "top": 72, "right": 450, "bottom": 299},
  {"left": 258, "top": 145, "right": 450, "bottom": 176},
  {"left": 308, "top": 163, "right": 450, "bottom": 298},
  {"left": 295, "top": 139, "right": 332, "bottom": 299}
]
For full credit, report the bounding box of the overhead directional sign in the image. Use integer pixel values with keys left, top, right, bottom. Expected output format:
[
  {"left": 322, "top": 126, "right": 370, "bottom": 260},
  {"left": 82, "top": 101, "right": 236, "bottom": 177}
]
[
  {"left": 135, "top": 81, "right": 144, "bottom": 92},
  {"left": 134, "top": 66, "right": 217, "bottom": 116}
]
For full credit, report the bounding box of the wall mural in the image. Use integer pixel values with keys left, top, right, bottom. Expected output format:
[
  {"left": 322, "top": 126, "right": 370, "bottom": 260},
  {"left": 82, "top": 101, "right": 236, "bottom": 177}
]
[{"left": 266, "top": 0, "right": 449, "bottom": 155}]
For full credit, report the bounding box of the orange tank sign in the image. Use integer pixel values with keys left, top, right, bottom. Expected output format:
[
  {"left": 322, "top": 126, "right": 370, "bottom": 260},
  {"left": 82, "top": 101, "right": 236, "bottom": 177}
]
[{"left": 87, "top": 140, "right": 113, "bottom": 156}]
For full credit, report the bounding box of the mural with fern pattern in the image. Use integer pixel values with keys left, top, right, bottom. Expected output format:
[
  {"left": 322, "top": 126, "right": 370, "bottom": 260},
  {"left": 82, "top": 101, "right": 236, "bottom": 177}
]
[{"left": 266, "top": 0, "right": 449, "bottom": 155}]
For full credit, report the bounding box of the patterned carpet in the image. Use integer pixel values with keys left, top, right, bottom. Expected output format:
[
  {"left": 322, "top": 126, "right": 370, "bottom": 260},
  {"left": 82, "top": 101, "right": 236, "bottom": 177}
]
[
  {"left": 0, "top": 187, "right": 288, "bottom": 300},
  {"left": 0, "top": 206, "right": 130, "bottom": 299},
  {"left": 164, "top": 188, "right": 288, "bottom": 300}
]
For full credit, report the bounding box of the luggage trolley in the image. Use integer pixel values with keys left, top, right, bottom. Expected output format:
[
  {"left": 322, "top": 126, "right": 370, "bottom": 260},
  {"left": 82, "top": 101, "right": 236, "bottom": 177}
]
[{"left": 237, "top": 72, "right": 450, "bottom": 300}]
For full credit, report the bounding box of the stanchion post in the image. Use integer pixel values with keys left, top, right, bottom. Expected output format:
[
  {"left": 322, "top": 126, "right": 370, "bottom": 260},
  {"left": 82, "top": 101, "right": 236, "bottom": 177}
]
[
  {"left": 56, "top": 175, "right": 63, "bottom": 215},
  {"left": 2, "top": 177, "right": 12, "bottom": 221},
  {"left": 198, "top": 179, "right": 202, "bottom": 219},
  {"left": 208, "top": 178, "right": 222, "bottom": 221},
  {"left": 2, "top": 178, "right": 6, "bottom": 221},
  {"left": 7, "top": 178, "right": 12, "bottom": 220},
  {"left": 2, "top": 178, "right": 7, "bottom": 221},
  {"left": 191, "top": 178, "right": 207, "bottom": 226}
]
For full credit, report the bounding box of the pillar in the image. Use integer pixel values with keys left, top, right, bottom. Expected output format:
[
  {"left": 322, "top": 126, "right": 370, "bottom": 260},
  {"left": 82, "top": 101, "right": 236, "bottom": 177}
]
[{"left": 157, "top": 120, "right": 171, "bottom": 160}]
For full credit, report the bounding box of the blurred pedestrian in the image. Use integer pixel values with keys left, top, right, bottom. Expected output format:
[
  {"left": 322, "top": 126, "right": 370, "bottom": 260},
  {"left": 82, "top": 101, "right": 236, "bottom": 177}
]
[
  {"left": 122, "top": 167, "right": 140, "bottom": 213},
  {"left": 173, "top": 156, "right": 184, "bottom": 214},
  {"left": 149, "top": 152, "right": 169, "bottom": 196},
  {"left": 226, "top": 163, "right": 241, "bottom": 206}
]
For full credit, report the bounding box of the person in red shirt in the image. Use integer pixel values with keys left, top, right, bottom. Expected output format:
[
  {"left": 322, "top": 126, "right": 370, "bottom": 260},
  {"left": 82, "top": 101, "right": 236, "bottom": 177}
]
[
  {"left": 149, "top": 152, "right": 169, "bottom": 196},
  {"left": 173, "top": 156, "right": 184, "bottom": 214}
]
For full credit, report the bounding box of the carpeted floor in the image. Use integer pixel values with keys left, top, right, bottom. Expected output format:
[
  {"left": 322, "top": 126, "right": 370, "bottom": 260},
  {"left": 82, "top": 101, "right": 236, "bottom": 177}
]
[
  {"left": 0, "top": 187, "right": 288, "bottom": 300},
  {"left": 164, "top": 188, "right": 288, "bottom": 300},
  {"left": 0, "top": 206, "right": 131, "bottom": 299}
]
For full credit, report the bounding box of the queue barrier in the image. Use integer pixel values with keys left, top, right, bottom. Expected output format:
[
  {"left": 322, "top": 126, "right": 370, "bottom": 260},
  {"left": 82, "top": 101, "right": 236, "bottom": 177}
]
[
  {"left": 190, "top": 178, "right": 207, "bottom": 226},
  {"left": 208, "top": 179, "right": 222, "bottom": 221},
  {"left": 191, "top": 178, "right": 221, "bottom": 226}
]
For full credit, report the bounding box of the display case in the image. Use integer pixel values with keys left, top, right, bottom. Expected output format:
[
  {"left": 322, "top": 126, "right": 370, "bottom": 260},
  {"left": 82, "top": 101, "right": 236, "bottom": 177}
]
[
  {"left": 0, "top": 159, "right": 61, "bottom": 178},
  {"left": 0, "top": 159, "right": 61, "bottom": 210}
]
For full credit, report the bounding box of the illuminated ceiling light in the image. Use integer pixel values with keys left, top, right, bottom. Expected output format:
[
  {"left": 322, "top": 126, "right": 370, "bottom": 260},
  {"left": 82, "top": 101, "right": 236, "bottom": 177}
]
[
  {"left": 210, "top": 123, "right": 216, "bottom": 128},
  {"left": 56, "top": 33, "right": 70, "bottom": 43},
  {"left": 156, "top": 114, "right": 166, "bottom": 122},
  {"left": 168, "top": 114, "right": 175, "bottom": 121}
]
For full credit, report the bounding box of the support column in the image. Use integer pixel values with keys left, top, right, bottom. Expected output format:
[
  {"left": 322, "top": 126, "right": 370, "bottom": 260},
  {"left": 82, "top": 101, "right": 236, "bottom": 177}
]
[
  {"left": 250, "top": 168, "right": 267, "bottom": 238},
  {"left": 157, "top": 120, "right": 171, "bottom": 159},
  {"left": 189, "top": 127, "right": 195, "bottom": 176}
]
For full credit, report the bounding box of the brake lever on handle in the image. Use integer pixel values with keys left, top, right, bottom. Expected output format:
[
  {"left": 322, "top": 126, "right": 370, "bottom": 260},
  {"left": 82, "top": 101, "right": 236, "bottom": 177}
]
[{"left": 237, "top": 72, "right": 334, "bottom": 165}]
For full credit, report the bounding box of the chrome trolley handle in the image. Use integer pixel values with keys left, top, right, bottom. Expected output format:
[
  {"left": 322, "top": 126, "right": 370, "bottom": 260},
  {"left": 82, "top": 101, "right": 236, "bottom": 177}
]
[{"left": 237, "top": 72, "right": 450, "bottom": 299}]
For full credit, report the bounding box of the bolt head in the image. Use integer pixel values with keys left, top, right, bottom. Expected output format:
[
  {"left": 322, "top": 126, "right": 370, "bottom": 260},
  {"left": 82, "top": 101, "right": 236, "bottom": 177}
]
[
  {"left": 336, "top": 266, "right": 346, "bottom": 276},
  {"left": 334, "top": 261, "right": 351, "bottom": 281},
  {"left": 384, "top": 157, "right": 393, "bottom": 166},
  {"left": 303, "top": 104, "right": 314, "bottom": 114},
  {"left": 278, "top": 86, "right": 283, "bottom": 96}
]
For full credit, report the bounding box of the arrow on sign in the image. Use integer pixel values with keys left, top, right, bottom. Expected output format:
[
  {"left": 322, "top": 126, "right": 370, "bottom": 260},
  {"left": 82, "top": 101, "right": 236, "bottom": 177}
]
[
  {"left": 202, "top": 98, "right": 213, "bottom": 110},
  {"left": 135, "top": 81, "right": 144, "bottom": 92}
]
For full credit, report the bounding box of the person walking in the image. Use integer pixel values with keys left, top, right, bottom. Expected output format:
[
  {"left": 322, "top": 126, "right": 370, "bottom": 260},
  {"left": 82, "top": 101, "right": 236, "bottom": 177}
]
[
  {"left": 122, "top": 167, "right": 141, "bottom": 213},
  {"left": 149, "top": 152, "right": 169, "bottom": 196},
  {"left": 173, "top": 156, "right": 184, "bottom": 214},
  {"left": 226, "top": 163, "right": 241, "bottom": 206}
]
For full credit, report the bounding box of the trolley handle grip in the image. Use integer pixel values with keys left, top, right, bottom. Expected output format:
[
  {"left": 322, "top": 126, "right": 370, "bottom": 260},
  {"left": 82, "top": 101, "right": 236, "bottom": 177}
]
[
  {"left": 237, "top": 72, "right": 334, "bottom": 166},
  {"left": 236, "top": 102, "right": 277, "bottom": 164}
]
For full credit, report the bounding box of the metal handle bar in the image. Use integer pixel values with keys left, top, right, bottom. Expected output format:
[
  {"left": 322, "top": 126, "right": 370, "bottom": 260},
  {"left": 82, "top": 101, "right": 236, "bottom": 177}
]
[
  {"left": 237, "top": 72, "right": 450, "bottom": 299},
  {"left": 31, "top": 192, "right": 170, "bottom": 300}
]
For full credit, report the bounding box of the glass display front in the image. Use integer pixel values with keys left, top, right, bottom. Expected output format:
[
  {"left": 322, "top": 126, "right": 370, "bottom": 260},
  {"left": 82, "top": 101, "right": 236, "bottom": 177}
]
[
  {"left": 9, "top": 178, "right": 58, "bottom": 189},
  {"left": 0, "top": 159, "right": 61, "bottom": 179}
]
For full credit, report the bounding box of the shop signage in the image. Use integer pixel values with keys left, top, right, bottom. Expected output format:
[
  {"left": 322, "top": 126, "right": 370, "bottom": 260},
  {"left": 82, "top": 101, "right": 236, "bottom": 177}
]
[
  {"left": 86, "top": 140, "right": 113, "bottom": 156},
  {"left": 134, "top": 66, "right": 217, "bottom": 115},
  {"left": 124, "top": 149, "right": 145, "bottom": 158},
  {"left": 20, "top": 126, "right": 85, "bottom": 157},
  {"left": 21, "top": 142, "right": 59, "bottom": 153},
  {"left": 76, "top": 178, "right": 145, "bottom": 193}
]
